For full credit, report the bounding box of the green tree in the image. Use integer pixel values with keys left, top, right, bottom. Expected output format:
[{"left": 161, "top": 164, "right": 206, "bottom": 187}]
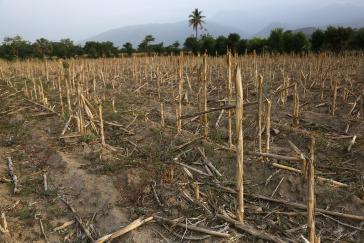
[
  {"left": 227, "top": 33, "right": 240, "bottom": 54},
  {"left": 292, "top": 32, "right": 309, "bottom": 53},
  {"left": 237, "top": 39, "right": 248, "bottom": 55},
  {"left": 84, "top": 41, "right": 99, "bottom": 58},
  {"left": 268, "top": 28, "right": 284, "bottom": 53},
  {"left": 138, "top": 35, "right": 155, "bottom": 53},
  {"left": 33, "top": 38, "right": 53, "bottom": 58},
  {"left": 282, "top": 31, "right": 308, "bottom": 53},
  {"left": 52, "top": 39, "right": 83, "bottom": 58},
  {"left": 122, "top": 42, "right": 135, "bottom": 56},
  {"left": 150, "top": 42, "right": 165, "bottom": 54},
  {"left": 2, "top": 35, "right": 33, "bottom": 59},
  {"left": 165, "top": 41, "right": 180, "bottom": 54},
  {"left": 100, "top": 41, "right": 118, "bottom": 57},
  {"left": 282, "top": 31, "right": 294, "bottom": 52},
  {"left": 184, "top": 36, "right": 201, "bottom": 54},
  {"left": 310, "top": 29, "right": 325, "bottom": 52},
  {"left": 248, "top": 37, "right": 268, "bottom": 54},
  {"left": 201, "top": 34, "right": 216, "bottom": 55},
  {"left": 215, "top": 35, "right": 228, "bottom": 55},
  {"left": 188, "top": 8, "right": 205, "bottom": 39},
  {"left": 325, "top": 26, "right": 354, "bottom": 52},
  {"left": 349, "top": 28, "right": 364, "bottom": 50}
]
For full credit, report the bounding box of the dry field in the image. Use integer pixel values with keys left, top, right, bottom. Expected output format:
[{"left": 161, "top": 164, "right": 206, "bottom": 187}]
[{"left": 0, "top": 52, "right": 363, "bottom": 242}]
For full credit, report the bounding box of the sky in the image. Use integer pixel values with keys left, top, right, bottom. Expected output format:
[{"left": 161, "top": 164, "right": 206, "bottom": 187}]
[{"left": 0, "top": 0, "right": 363, "bottom": 41}]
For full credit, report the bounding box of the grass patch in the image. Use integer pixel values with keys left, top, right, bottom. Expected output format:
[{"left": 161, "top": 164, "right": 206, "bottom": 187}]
[
  {"left": 39, "top": 188, "right": 58, "bottom": 198},
  {"left": 46, "top": 204, "right": 68, "bottom": 219},
  {"left": 79, "top": 133, "right": 97, "bottom": 143},
  {"left": 16, "top": 206, "right": 36, "bottom": 220}
]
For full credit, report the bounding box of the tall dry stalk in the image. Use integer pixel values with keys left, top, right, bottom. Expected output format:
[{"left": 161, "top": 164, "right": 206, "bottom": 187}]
[
  {"left": 331, "top": 79, "right": 338, "bottom": 116},
  {"left": 99, "top": 103, "right": 106, "bottom": 146},
  {"left": 257, "top": 75, "right": 263, "bottom": 156},
  {"left": 203, "top": 54, "right": 208, "bottom": 138},
  {"left": 58, "top": 76, "right": 64, "bottom": 116},
  {"left": 24, "top": 80, "right": 28, "bottom": 97},
  {"left": 293, "top": 84, "right": 300, "bottom": 126},
  {"left": 307, "top": 136, "right": 316, "bottom": 243},
  {"left": 156, "top": 66, "right": 165, "bottom": 128},
  {"left": 235, "top": 67, "right": 244, "bottom": 223},
  {"left": 65, "top": 72, "right": 72, "bottom": 115},
  {"left": 177, "top": 52, "right": 184, "bottom": 133},
  {"left": 227, "top": 50, "right": 233, "bottom": 148},
  {"left": 265, "top": 99, "right": 272, "bottom": 154},
  {"left": 32, "top": 78, "right": 38, "bottom": 100}
]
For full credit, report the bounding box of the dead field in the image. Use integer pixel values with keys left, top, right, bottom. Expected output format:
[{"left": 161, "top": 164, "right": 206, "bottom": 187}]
[{"left": 0, "top": 52, "right": 364, "bottom": 242}]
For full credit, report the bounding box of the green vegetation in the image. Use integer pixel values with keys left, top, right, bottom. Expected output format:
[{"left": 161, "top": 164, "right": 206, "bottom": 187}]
[
  {"left": 79, "top": 133, "right": 97, "bottom": 143},
  {"left": 0, "top": 26, "right": 363, "bottom": 60},
  {"left": 16, "top": 206, "right": 36, "bottom": 220}
]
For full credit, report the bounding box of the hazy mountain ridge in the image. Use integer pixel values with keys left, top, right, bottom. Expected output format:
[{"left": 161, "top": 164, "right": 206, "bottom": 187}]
[
  {"left": 84, "top": 21, "right": 246, "bottom": 47},
  {"left": 216, "top": 3, "right": 364, "bottom": 37},
  {"left": 84, "top": 3, "right": 364, "bottom": 46}
]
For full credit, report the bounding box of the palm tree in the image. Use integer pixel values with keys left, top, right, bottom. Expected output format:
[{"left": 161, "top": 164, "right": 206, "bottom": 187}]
[{"left": 189, "top": 9, "right": 205, "bottom": 39}]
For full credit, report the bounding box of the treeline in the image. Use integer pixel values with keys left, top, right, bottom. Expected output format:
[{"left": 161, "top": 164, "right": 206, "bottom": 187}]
[
  {"left": 0, "top": 26, "right": 363, "bottom": 60},
  {"left": 186, "top": 26, "right": 364, "bottom": 55}
]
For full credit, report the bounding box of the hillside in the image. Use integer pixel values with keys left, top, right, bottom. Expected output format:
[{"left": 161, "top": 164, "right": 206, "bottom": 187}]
[
  {"left": 214, "top": 3, "right": 364, "bottom": 38},
  {"left": 83, "top": 21, "right": 246, "bottom": 47}
]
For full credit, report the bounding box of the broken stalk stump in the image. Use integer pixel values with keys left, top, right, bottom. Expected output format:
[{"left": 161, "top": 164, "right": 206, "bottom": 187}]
[{"left": 6, "top": 157, "right": 18, "bottom": 194}]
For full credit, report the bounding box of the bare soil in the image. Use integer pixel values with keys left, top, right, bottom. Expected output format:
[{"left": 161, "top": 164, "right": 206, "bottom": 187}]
[{"left": 0, "top": 57, "right": 364, "bottom": 242}]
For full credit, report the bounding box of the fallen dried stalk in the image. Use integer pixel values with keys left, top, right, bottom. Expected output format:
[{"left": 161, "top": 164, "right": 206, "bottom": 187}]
[
  {"left": 347, "top": 135, "right": 357, "bottom": 152},
  {"left": 154, "top": 216, "right": 230, "bottom": 238},
  {"left": 215, "top": 185, "right": 364, "bottom": 222},
  {"left": 0, "top": 213, "right": 9, "bottom": 234},
  {"left": 23, "top": 97, "right": 56, "bottom": 114},
  {"left": 271, "top": 177, "right": 284, "bottom": 197},
  {"left": 175, "top": 162, "right": 210, "bottom": 177},
  {"left": 161, "top": 223, "right": 211, "bottom": 241},
  {"left": 249, "top": 194, "right": 364, "bottom": 222},
  {"left": 249, "top": 152, "right": 302, "bottom": 162},
  {"left": 96, "top": 217, "right": 153, "bottom": 243},
  {"left": 60, "top": 198, "right": 94, "bottom": 242},
  {"left": 317, "top": 212, "right": 364, "bottom": 232},
  {"left": 60, "top": 116, "right": 73, "bottom": 136},
  {"left": 53, "top": 220, "right": 76, "bottom": 232},
  {"left": 151, "top": 181, "right": 163, "bottom": 207},
  {"left": 197, "top": 147, "right": 222, "bottom": 177},
  {"left": 272, "top": 163, "right": 348, "bottom": 187},
  {"left": 39, "top": 218, "right": 49, "bottom": 243},
  {"left": 174, "top": 136, "right": 203, "bottom": 151},
  {"left": 180, "top": 102, "right": 257, "bottom": 120},
  {"left": 217, "top": 213, "right": 285, "bottom": 243},
  {"left": 215, "top": 109, "right": 224, "bottom": 128}
]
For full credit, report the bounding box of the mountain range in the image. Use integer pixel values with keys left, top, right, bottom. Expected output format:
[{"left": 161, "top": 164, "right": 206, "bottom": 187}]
[
  {"left": 84, "top": 3, "right": 364, "bottom": 47},
  {"left": 84, "top": 21, "right": 245, "bottom": 47}
]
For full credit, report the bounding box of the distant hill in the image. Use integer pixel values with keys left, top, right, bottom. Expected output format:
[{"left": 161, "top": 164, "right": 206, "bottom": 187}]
[
  {"left": 253, "top": 22, "right": 288, "bottom": 38},
  {"left": 83, "top": 21, "right": 246, "bottom": 47},
  {"left": 292, "top": 27, "right": 317, "bottom": 37},
  {"left": 254, "top": 24, "right": 317, "bottom": 38},
  {"left": 83, "top": 3, "right": 364, "bottom": 47},
  {"left": 213, "top": 3, "right": 364, "bottom": 37}
]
